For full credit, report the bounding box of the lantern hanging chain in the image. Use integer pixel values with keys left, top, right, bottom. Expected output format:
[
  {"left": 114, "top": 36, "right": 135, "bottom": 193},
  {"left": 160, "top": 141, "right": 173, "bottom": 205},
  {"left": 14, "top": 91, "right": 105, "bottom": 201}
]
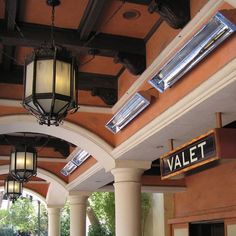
[{"left": 51, "top": 5, "right": 56, "bottom": 48}]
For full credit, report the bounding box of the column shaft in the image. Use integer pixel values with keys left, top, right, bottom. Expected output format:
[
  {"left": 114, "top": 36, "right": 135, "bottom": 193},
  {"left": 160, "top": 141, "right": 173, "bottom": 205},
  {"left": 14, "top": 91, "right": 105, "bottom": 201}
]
[
  {"left": 47, "top": 207, "right": 61, "bottom": 236},
  {"left": 69, "top": 193, "right": 89, "bottom": 236},
  {"left": 112, "top": 168, "right": 144, "bottom": 236}
]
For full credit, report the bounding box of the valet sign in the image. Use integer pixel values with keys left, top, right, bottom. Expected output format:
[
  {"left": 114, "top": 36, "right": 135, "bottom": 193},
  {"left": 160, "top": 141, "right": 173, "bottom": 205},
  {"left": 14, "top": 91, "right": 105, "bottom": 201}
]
[{"left": 160, "top": 131, "right": 218, "bottom": 179}]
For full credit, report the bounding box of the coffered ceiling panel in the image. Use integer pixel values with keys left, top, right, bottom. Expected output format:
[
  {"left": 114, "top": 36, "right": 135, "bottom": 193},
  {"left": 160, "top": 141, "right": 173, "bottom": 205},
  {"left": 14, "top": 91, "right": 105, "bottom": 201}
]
[
  {"left": 96, "top": 0, "right": 159, "bottom": 38},
  {"left": 79, "top": 55, "right": 122, "bottom": 75}
]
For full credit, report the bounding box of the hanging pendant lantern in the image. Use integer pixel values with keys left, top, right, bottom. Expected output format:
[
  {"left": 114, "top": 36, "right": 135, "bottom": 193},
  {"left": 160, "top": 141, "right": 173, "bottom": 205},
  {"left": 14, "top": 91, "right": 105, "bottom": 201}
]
[
  {"left": 4, "top": 175, "right": 23, "bottom": 202},
  {"left": 10, "top": 145, "right": 37, "bottom": 182},
  {"left": 22, "top": 0, "right": 78, "bottom": 126}
]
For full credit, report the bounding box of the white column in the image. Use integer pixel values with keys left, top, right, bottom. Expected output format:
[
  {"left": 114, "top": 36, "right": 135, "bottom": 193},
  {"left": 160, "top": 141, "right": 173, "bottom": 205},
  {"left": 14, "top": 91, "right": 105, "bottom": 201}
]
[
  {"left": 47, "top": 206, "right": 62, "bottom": 236},
  {"left": 68, "top": 192, "right": 90, "bottom": 236},
  {"left": 111, "top": 167, "right": 144, "bottom": 236}
]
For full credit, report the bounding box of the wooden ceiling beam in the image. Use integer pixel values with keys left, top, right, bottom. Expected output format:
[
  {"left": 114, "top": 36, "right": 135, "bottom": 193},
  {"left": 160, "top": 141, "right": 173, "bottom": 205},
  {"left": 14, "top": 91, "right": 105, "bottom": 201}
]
[
  {"left": 0, "top": 134, "right": 71, "bottom": 157},
  {"left": 78, "top": 0, "right": 107, "bottom": 41},
  {"left": 0, "top": 20, "right": 145, "bottom": 57},
  {"left": 2, "top": 0, "right": 18, "bottom": 71}
]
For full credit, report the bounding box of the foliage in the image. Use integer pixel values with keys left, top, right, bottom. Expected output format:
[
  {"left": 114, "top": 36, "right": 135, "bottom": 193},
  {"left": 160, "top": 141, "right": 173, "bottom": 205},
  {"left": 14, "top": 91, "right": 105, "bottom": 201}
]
[
  {"left": 88, "top": 223, "right": 112, "bottom": 236},
  {"left": 61, "top": 202, "right": 70, "bottom": 236},
  {"left": 10, "top": 198, "right": 37, "bottom": 234},
  {"left": 141, "top": 193, "right": 152, "bottom": 236},
  {"left": 89, "top": 192, "right": 152, "bottom": 236},
  {"left": 0, "top": 197, "right": 48, "bottom": 236},
  {"left": 0, "top": 209, "right": 10, "bottom": 227},
  {"left": 38, "top": 203, "right": 48, "bottom": 236},
  {"left": 89, "top": 192, "right": 115, "bottom": 235}
]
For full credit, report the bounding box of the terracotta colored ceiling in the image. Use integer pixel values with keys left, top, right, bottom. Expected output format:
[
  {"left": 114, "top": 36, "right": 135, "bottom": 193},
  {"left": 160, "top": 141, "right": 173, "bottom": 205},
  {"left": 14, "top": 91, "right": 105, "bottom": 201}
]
[
  {"left": 96, "top": 1, "right": 159, "bottom": 38},
  {"left": 18, "top": 0, "right": 88, "bottom": 29}
]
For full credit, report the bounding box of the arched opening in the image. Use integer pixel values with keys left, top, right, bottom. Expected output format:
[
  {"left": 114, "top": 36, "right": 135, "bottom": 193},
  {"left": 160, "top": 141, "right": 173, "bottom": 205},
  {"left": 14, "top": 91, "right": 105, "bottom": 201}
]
[{"left": 0, "top": 114, "right": 115, "bottom": 170}]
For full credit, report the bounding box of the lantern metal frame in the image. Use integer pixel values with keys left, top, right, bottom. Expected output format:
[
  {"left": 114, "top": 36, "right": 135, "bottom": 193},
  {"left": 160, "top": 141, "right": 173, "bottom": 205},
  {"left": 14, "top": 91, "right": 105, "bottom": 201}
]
[
  {"left": 22, "top": 0, "right": 78, "bottom": 126},
  {"left": 10, "top": 145, "right": 37, "bottom": 183},
  {"left": 4, "top": 175, "right": 23, "bottom": 202},
  {"left": 23, "top": 47, "right": 78, "bottom": 126}
]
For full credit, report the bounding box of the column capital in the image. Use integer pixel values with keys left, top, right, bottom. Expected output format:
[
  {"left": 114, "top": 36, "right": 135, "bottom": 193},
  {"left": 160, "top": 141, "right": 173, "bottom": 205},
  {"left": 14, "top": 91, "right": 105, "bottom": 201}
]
[
  {"left": 47, "top": 205, "right": 64, "bottom": 211},
  {"left": 115, "top": 160, "right": 151, "bottom": 169},
  {"left": 111, "top": 160, "right": 151, "bottom": 183},
  {"left": 68, "top": 191, "right": 90, "bottom": 205},
  {"left": 111, "top": 168, "right": 143, "bottom": 183}
]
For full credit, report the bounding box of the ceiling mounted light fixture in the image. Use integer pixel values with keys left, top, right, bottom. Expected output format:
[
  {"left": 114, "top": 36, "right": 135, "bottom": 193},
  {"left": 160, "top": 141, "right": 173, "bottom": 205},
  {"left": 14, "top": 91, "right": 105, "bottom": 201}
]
[
  {"left": 123, "top": 9, "right": 141, "bottom": 20},
  {"left": 10, "top": 145, "right": 37, "bottom": 183},
  {"left": 23, "top": 0, "right": 78, "bottom": 126},
  {"left": 4, "top": 175, "right": 23, "bottom": 203}
]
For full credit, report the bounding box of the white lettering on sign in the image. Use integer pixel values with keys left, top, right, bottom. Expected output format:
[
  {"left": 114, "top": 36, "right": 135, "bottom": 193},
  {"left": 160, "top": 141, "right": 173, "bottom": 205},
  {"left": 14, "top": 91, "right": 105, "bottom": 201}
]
[
  {"left": 198, "top": 141, "right": 206, "bottom": 158},
  {"left": 166, "top": 141, "right": 208, "bottom": 172},
  {"left": 182, "top": 152, "right": 189, "bottom": 166},
  {"left": 189, "top": 146, "right": 197, "bottom": 162},
  {"left": 174, "top": 155, "right": 182, "bottom": 169},
  {"left": 167, "top": 158, "right": 174, "bottom": 171}
]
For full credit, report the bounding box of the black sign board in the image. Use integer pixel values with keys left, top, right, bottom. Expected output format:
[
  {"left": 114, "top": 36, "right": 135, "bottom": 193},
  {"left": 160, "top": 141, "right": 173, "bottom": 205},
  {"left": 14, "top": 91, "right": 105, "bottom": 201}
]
[{"left": 160, "top": 132, "right": 217, "bottom": 179}]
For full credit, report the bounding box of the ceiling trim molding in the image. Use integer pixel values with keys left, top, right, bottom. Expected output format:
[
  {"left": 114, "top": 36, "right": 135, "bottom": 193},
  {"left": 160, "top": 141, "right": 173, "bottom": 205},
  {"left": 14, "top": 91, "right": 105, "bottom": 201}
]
[
  {"left": 112, "top": 58, "right": 236, "bottom": 158},
  {"left": 66, "top": 162, "right": 103, "bottom": 191},
  {"left": 112, "top": 0, "right": 232, "bottom": 113}
]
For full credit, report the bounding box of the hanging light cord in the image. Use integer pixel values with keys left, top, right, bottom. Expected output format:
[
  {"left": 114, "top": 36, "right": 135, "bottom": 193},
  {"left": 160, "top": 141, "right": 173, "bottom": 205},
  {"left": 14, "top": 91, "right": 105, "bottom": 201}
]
[{"left": 50, "top": 5, "right": 56, "bottom": 48}]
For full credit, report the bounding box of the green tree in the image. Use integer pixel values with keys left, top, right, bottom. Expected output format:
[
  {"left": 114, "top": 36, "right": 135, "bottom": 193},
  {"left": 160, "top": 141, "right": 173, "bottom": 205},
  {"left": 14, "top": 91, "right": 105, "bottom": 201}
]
[
  {"left": 141, "top": 193, "right": 152, "bottom": 236},
  {"left": 38, "top": 203, "right": 48, "bottom": 236},
  {"left": 89, "top": 192, "right": 115, "bottom": 235},
  {"left": 0, "top": 209, "right": 10, "bottom": 227},
  {"left": 88, "top": 223, "right": 112, "bottom": 236},
  {"left": 61, "top": 202, "right": 70, "bottom": 236},
  {"left": 10, "top": 198, "right": 37, "bottom": 234},
  {"left": 89, "top": 192, "right": 152, "bottom": 236},
  {"left": 0, "top": 197, "right": 48, "bottom": 236}
]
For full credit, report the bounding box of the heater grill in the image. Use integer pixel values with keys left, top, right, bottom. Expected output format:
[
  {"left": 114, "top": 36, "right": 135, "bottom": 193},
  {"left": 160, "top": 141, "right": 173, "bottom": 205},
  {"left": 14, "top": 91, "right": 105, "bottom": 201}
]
[{"left": 149, "top": 11, "right": 236, "bottom": 93}]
